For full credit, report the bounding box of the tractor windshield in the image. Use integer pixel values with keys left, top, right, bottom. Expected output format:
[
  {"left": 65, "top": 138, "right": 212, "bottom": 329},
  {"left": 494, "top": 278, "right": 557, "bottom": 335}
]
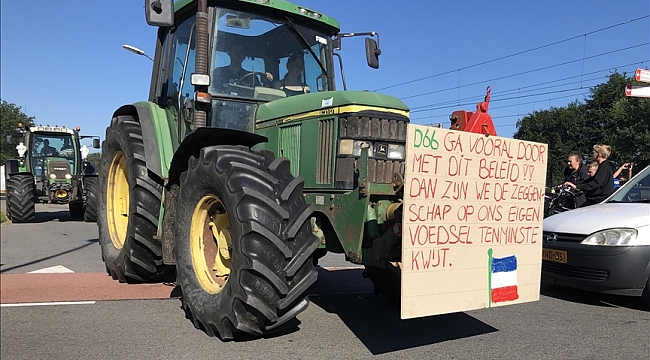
[
  {"left": 30, "top": 134, "right": 77, "bottom": 174},
  {"left": 210, "top": 6, "right": 333, "bottom": 100}
]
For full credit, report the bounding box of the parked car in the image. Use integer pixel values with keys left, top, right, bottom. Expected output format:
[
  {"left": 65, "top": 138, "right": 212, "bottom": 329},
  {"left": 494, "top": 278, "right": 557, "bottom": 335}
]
[{"left": 542, "top": 164, "right": 650, "bottom": 306}]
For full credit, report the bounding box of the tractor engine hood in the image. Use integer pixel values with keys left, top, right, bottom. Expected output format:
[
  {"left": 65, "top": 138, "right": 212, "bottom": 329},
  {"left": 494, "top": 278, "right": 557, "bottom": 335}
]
[{"left": 255, "top": 91, "right": 410, "bottom": 124}]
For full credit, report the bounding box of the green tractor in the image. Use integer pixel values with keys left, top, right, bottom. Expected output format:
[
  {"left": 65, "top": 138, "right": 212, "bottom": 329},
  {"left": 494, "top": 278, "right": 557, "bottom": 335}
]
[
  {"left": 4, "top": 124, "right": 101, "bottom": 222},
  {"left": 98, "top": 0, "right": 414, "bottom": 339}
]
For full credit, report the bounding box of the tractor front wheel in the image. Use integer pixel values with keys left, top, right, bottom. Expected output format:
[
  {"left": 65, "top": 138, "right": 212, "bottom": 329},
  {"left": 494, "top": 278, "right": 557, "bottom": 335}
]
[
  {"left": 97, "top": 115, "right": 173, "bottom": 282},
  {"left": 6, "top": 174, "right": 36, "bottom": 223},
  {"left": 174, "top": 145, "right": 318, "bottom": 340}
]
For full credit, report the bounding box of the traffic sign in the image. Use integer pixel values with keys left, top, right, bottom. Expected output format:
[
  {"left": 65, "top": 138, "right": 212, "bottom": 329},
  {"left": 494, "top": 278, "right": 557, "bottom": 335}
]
[
  {"left": 625, "top": 85, "right": 650, "bottom": 98},
  {"left": 635, "top": 68, "right": 650, "bottom": 83}
]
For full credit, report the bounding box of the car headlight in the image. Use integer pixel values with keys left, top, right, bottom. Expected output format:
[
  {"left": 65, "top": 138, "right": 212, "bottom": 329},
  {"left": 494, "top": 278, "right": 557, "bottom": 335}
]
[
  {"left": 65, "top": 174, "right": 72, "bottom": 179},
  {"left": 580, "top": 228, "right": 638, "bottom": 246},
  {"left": 50, "top": 174, "right": 57, "bottom": 179},
  {"left": 339, "top": 139, "right": 373, "bottom": 157}
]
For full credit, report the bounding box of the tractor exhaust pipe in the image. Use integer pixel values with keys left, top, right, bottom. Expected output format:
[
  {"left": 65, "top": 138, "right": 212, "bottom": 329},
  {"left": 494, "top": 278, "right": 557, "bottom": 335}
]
[{"left": 193, "top": 0, "right": 209, "bottom": 128}]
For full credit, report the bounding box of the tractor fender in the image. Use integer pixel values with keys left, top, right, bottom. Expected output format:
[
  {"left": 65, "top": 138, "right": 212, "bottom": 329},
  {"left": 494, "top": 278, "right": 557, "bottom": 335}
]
[
  {"left": 112, "top": 104, "right": 165, "bottom": 180},
  {"left": 166, "top": 127, "right": 268, "bottom": 187},
  {"left": 4, "top": 160, "right": 22, "bottom": 178}
]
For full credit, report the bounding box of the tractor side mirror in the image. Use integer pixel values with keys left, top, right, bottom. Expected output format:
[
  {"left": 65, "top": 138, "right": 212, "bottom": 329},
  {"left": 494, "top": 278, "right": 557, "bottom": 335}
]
[
  {"left": 145, "top": 0, "right": 174, "bottom": 27},
  {"left": 365, "top": 38, "right": 380, "bottom": 69},
  {"left": 93, "top": 138, "right": 101, "bottom": 149},
  {"left": 5, "top": 134, "right": 13, "bottom": 145}
]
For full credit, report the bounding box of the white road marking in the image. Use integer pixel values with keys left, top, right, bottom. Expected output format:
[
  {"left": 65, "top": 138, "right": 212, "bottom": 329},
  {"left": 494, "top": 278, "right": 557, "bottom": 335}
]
[
  {"left": 27, "top": 265, "right": 74, "bottom": 274},
  {"left": 1, "top": 301, "right": 96, "bottom": 308}
]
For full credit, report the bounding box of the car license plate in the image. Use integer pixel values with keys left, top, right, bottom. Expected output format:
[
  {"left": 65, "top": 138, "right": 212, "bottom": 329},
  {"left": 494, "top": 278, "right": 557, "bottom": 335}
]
[{"left": 542, "top": 248, "right": 567, "bottom": 264}]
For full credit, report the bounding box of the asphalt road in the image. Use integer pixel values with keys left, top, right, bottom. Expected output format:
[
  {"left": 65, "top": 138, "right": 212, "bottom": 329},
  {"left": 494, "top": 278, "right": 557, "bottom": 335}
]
[{"left": 1, "top": 204, "right": 649, "bottom": 359}]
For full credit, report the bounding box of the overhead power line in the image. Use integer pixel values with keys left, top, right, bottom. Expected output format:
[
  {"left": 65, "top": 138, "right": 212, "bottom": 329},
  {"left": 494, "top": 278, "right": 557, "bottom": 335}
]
[
  {"left": 373, "top": 15, "right": 649, "bottom": 92},
  {"left": 408, "top": 60, "right": 647, "bottom": 111},
  {"left": 400, "top": 43, "right": 648, "bottom": 101},
  {"left": 410, "top": 86, "right": 594, "bottom": 115}
]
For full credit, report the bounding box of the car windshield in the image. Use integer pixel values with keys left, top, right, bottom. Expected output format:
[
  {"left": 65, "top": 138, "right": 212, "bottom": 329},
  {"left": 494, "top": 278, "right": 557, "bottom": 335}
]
[
  {"left": 607, "top": 164, "right": 650, "bottom": 203},
  {"left": 210, "top": 6, "right": 333, "bottom": 101}
]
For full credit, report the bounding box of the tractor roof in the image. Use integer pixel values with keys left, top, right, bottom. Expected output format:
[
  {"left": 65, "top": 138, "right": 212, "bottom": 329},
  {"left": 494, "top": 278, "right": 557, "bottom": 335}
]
[
  {"left": 29, "top": 125, "right": 75, "bottom": 135},
  {"left": 173, "top": 0, "right": 340, "bottom": 31}
]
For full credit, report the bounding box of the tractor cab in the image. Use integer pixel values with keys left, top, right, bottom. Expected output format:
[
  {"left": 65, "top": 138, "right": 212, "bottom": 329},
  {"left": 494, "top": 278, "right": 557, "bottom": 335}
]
[
  {"left": 25, "top": 126, "right": 81, "bottom": 203},
  {"left": 153, "top": 1, "right": 379, "bottom": 137}
]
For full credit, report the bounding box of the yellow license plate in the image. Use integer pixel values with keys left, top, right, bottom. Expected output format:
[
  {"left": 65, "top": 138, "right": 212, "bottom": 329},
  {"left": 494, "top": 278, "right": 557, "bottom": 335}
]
[{"left": 542, "top": 248, "right": 567, "bottom": 264}]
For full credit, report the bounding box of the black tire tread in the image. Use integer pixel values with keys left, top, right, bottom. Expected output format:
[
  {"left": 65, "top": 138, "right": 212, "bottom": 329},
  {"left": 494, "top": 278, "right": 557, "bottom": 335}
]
[
  {"left": 6, "top": 175, "right": 36, "bottom": 222},
  {"left": 363, "top": 264, "right": 401, "bottom": 306},
  {"left": 83, "top": 177, "right": 98, "bottom": 222},
  {"left": 97, "top": 115, "right": 172, "bottom": 283},
  {"left": 175, "top": 145, "right": 317, "bottom": 340}
]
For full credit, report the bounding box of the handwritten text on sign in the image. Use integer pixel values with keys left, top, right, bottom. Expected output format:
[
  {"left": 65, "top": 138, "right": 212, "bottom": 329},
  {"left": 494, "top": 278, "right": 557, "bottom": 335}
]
[{"left": 401, "top": 125, "right": 548, "bottom": 319}]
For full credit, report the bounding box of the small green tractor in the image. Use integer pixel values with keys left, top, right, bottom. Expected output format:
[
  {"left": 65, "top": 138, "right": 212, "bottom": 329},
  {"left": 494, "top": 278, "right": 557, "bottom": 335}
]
[
  {"left": 97, "top": 0, "right": 498, "bottom": 340},
  {"left": 4, "top": 124, "right": 100, "bottom": 222}
]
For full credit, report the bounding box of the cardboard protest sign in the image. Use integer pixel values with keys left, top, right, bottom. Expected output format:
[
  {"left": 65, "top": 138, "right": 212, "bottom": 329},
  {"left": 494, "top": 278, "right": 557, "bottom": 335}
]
[{"left": 401, "top": 124, "right": 548, "bottom": 319}]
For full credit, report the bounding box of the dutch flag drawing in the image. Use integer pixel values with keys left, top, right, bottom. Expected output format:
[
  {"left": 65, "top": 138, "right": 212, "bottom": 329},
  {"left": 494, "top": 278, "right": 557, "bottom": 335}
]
[{"left": 488, "top": 249, "right": 519, "bottom": 305}]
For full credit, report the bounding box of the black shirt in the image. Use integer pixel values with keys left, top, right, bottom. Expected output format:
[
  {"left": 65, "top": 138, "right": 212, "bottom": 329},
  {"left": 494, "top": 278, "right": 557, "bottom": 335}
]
[
  {"left": 563, "top": 164, "right": 589, "bottom": 186},
  {"left": 577, "top": 160, "right": 616, "bottom": 206}
]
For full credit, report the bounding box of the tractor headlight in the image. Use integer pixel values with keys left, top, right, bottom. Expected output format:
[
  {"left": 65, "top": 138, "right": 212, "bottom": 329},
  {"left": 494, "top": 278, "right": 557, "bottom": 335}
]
[
  {"left": 387, "top": 144, "right": 405, "bottom": 160},
  {"left": 581, "top": 228, "right": 638, "bottom": 246},
  {"left": 65, "top": 174, "right": 72, "bottom": 179},
  {"left": 339, "top": 140, "right": 373, "bottom": 157},
  {"left": 50, "top": 174, "right": 57, "bottom": 179}
]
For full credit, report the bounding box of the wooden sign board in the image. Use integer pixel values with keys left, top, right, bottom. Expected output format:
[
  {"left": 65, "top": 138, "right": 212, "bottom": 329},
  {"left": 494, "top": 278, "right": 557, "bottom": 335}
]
[{"left": 401, "top": 124, "right": 548, "bottom": 319}]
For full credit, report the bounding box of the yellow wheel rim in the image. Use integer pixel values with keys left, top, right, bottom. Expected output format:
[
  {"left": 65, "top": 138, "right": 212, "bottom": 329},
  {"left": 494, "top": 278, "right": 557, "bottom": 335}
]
[
  {"left": 106, "top": 151, "right": 129, "bottom": 249},
  {"left": 191, "top": 195, "right": 232, "bottom": 294}
]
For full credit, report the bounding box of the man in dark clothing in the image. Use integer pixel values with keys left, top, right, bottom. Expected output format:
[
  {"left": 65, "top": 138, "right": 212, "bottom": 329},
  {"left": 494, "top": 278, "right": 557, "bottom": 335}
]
[
  {"left": 561, "top": 153, "right": 589, "bottom": 207},
  {"left": 563, "top": 153, "right": 589, "bottom": 185},
  {"left": 212, "top": 44, "right": 272, "bottom": 93},
  {"left": 564, "top": 144, "right": 616, "bottom": 207}
]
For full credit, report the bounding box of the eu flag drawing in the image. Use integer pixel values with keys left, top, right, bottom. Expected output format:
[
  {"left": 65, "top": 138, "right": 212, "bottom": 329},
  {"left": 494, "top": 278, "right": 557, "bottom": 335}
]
[{"left": 488, "top": 249, "right": 519, "bottom": 305}]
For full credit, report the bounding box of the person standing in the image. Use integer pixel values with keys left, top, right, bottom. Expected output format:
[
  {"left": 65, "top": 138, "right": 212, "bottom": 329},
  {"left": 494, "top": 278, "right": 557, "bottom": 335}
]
[{"left": 564, "top": 144, "right": 616, "bottom": 206}]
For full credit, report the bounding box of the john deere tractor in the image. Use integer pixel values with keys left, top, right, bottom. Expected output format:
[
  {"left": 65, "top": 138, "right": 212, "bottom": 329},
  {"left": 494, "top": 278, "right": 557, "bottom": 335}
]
[
  {"left": 4, "top": 124, "right": 100, "bottom": 222},
  {"left": 98, "top": 0, "right": 422, "bottom": 340}
]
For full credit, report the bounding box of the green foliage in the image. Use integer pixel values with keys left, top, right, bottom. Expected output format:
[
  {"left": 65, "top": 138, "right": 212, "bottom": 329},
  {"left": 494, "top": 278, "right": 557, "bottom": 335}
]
[
  {"left": 1, "top": 100, "right": 35, "bottom": 163},
  {"left": 514, "top": 72, "right": 650, "bottom": 187},
  {"left": 0, "top": 211, "right": 7, "bottom": 224}
]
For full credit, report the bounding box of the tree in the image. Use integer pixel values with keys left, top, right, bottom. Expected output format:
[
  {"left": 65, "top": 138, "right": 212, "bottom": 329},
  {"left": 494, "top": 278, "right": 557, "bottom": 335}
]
[
  {"left": 514, "top": 71, "right": 650, "bottom": 187},
  {"left": 1, "top": 100, "right": 35, "bottom": 163},
  {"left": 515, "top": 102, "right": 590, "bottom": 187}
]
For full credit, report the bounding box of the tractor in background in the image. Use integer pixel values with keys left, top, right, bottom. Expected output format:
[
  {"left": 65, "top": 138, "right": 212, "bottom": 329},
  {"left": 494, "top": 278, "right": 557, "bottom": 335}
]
[{"left": 4, "top": 124, "right": 101, "bottom": 222}]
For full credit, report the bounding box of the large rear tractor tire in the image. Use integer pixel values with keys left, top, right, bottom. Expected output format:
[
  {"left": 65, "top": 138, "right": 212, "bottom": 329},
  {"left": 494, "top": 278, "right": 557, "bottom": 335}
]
[
  {"left": 97, "top": 115, "right": 173, "bottom": 282},
  {"left": 174, "top": 145, "right": 318, "bottom": 340},
  {"left": 83, "top": 177, "right": 98, "bottom": 222},
  {"left": 6, "top": 174, "right": 36, "bottom": 223}
]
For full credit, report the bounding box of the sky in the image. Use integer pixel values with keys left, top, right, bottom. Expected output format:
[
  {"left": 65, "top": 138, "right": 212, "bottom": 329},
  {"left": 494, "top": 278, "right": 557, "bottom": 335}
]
[{"left": 1, "top": 0, "right": 649, "bottom": 152}]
